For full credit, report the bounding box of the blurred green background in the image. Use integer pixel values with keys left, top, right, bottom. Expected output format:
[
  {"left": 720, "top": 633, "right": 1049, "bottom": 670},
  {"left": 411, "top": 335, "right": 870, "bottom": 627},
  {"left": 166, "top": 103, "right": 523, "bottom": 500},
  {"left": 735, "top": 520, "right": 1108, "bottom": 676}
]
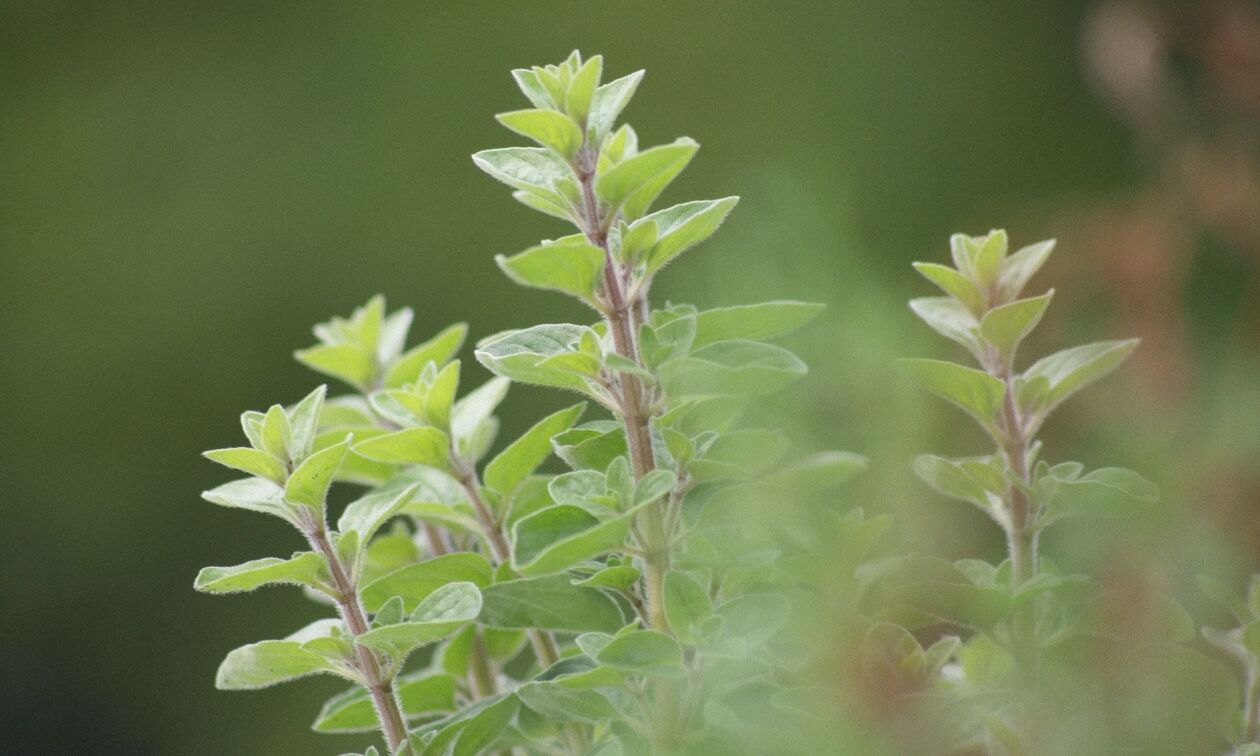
[{"left": 4, "top": 1, "right": 1258, "bottom": 753}]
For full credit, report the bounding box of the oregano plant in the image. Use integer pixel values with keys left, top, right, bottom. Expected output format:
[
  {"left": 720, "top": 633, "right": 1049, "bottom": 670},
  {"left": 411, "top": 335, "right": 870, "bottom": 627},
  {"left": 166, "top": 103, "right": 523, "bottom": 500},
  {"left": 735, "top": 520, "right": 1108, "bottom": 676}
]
[
  {"left": 897, "top": 230, "right": 1160, "bottom": 750},
  {"left": 197, "top": 52, "right": 862, "bottom": 755}
]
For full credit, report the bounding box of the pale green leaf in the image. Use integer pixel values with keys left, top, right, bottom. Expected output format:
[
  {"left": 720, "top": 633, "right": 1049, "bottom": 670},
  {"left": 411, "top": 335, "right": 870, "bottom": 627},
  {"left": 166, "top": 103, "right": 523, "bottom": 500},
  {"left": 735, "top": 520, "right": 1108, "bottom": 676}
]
[
  {"left": 285, "top": 437, "right": 350, "bottom": 511},
  {"left": 691, "top": 300, "right": 824, "bottom": 348},
  {"left": 595, "top": 139, "right": 698, "bottom": 212},
  {"left": 517, "top": 682, "right": 616, "bottom": 722},
  {"left": 497, "top": 109, "right": 583, "bottom": 158},
  {"left": 384, "top": 323, "right": 469, "bottom": 389},
  {"left": 997, "top": 239, "right": 1055, "bottom": 301},
  {"left": 899, "top": 358, "right": 1006, "bottom": 428},
  {"left": 908, "top": 297, "right": 981, "bottom": 358},
  {"left": 471, "top": 147, "right": 570, "bottom": 197},
  {"left": 260, "top": 404, "right": 292, "bottom": 462},
  {"left": 978, "top": 291, "right": 1053, "bottom": 363},
  {"left": 595, "top": 630, "right": 684, "bottom": 677},
  {"left": 362, "top": 553, "right": 494, "bottom": 614},
  {"left": 511, "top": 68, "right": 556, "bottom": 110},
  {"left": 663, "top": 571, "right": 712, "bottom": 645},
  {"left": 643, "top": 197, "right": 739, "bottom": 274},
  {"left": 1022, "top": 339, "right": 1139, "bottom": 417},
  {"left": 195, "top": 551, "right": 327, "bottom": 594},
  {"left": 351, "top": 427, "right": 450, "bottom": 468},
  {"left": 286, "top": 384, "right": 327, "bottom": 462},
  {"left": 912, "top": 262, "right": 986, "bottom": 315},
  {"left": 215, "top": 636, "right": 339, "bottom": 690},
  {"left": 479, "top": 575, "right": 625, "bottom": 632},
  {"left": 357, "top": 582, "right": 483, "bottom": 658},
  {"left": 485, "top": 403, "right": 586, "bottom": 498},
  {"left": 565, "top": 54, "right": 602, "bottom": 124},
  {"left": 203, "top": 447, "right": 287, "bottom": 485},
  {"left": 496, "top": 237, "right": 605, "bottom": 303},
  {"left": 451, "top": 376, "right": 511, "bottom": 449},
  {"left": 294, "top": 344, "right": 376, "bottom": 392},
  {"left": 512, "top": 504, "right": 638, "bottom": 577},
  {"left": 336, "top": 484, "right": 420, "bottom": 545},
  {"left": 201, "top": 478, "right": 291, "bottom": 521},
  {"left": 588, "top": 70, "right": 643, "bottom": 138}
]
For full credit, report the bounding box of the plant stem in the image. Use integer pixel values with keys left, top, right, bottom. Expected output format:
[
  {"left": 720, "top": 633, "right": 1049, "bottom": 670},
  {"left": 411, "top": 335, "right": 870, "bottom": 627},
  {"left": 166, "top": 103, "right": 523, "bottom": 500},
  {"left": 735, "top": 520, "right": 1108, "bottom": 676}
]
[
  {"left": 999, "top": 377, "right": 1038, "bottom": 676},
  {"left": 1246, "top": 664, "right": 1260, "bottom": 743},
  {"left": 303, "top": 520, "right": 408, "bottom": 753},
  {"left": 574, "top": 157, "right": 671, "bottom": 632},
  {"left": 454, "top": 462, "right": 562, "bottom": 668}
]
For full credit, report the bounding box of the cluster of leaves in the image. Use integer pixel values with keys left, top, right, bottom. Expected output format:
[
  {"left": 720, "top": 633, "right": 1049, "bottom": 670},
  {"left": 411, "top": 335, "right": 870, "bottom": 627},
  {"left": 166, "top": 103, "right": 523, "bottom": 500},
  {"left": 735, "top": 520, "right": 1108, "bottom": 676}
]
[
  {"left": 197, "top": 52, "right": 866, "bottom": 755},
  {"left": 894, "top": 230, "right": 1163, "bottom": 751}
]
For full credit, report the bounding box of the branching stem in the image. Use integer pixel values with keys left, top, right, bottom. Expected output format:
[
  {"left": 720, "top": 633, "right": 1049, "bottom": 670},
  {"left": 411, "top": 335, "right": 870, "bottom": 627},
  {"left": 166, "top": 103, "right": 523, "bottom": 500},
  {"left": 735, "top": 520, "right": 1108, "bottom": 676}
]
[{"left": 302, "top": 518, "right": 408, "bottom": 753}]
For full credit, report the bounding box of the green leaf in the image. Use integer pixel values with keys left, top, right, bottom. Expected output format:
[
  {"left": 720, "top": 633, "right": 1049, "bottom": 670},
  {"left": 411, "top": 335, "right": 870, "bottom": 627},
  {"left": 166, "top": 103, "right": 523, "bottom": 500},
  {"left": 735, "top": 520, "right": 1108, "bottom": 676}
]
[
  {"left": 357, "top": 582, "right": 483, "bottom": 658},
  {"left": 573, "top": 565, "right": 641, "bottom": 590},
  {"left": 517, "top": 682, "right": 617, "bottom": 722},
  {"left": 595, "top": 139, "right": 698, "bottom": 212},
  {"left": 384, "top": 322, "right": 469, "bottom": 389},
  {"left": 691, "top": 300, "right": 824, "bottom": 348},
  {"left": 913, "top": 455, "right": 997, "bottom": 514},
  {"left": 260, "top": 404, "right": 292, "bottom": 462},
  {"left": 660, "top": 340, "right": 807, "bottom": 398},
  {"left": 337, "top": 484, "right": 419, "bottom": 545},
  {"left": 642, "top": 197, "right": 739, "bottom": 274},
  {"left": 496, "top": 109, "right": 583, "bottom": 158},
  {"left": 496, "top": 237, "right": 605, "bottom": 304},
  {"left": 352, "top": 427, "right": 450, "bottom": 468},
  {"left": 476, "top": 324, "right": 604, "bottom": 397},
  {"left": 511, "top": 505, "right": 638, "bottom": 577},
  {"left": 1040, "top": 467, "right": 1159, "bottom": 522},
  {"left": 552, "top": 424, "right": 627, "bottom": 471},
  {"left": 912, "top": 262, "right": 986, "bottom": 315},
  {"left": 664, "top": 571, "right": 712, "bottom": 645},
  {"left": 978, "top": 291, "right": 1053, "bottom": 362},
  {"left": 1021, "top": 339, "right": 1139, "bottom": 416},
  {"left": 313, "top": 673, "right": 457, "bottom": 733},
  {"left": 511, "top": 68, "right": 556, "bottom": 110},
  {"left": 203, "top": 447, "right": 287, "bottom": 485},
  {"left": 634, "top": 469, "right": 676, "bottom": 506},
  {"left": 970, "top": 229, "right": 1008, "bottom": 288},
  {"left": 565, "top": 55, "right": 602, "bottom": 124},
  {"left": 451, "top": 376, "right": 511, "bottom": 445},
  {"left": 195, "top": 552, "right": 328, "bottom": 594},
  {"left": 453, "top": 693, "right": 519, "bottom": 756},
  {"left": 588, "top": 70, "right": 643, "bottom": 138},
  {"left": 899, "top": 358, "right": 1006, "bottom": 428},
  {"left": 997, "top": 239, "right": 1055, "bottom": 301},
  {"left": 215, "top": 625, "right": 343, "bottom": 690},
  {"left": 485, "top": 403, "right": 586, "bottom": 498},
  {"left": 287, "top": 384, "right": 327, "bottom": 462},
  {"left": 284, "top": 437, "right": 350, "bottom": 511},
  {"left": 908, "top": 297, "right": 981, "bottom": 358},
  {"left": 594, "top": 630, "right": 684, "bottom": 677},
  {"left": 294, "top": 344, "right": 375, "bottom": 392},
  {"left": 201, "top": 478, "right": 291, "bottom": 521},
  {"left": 480, "top": 575, "right": 625, "bottom": 633},
  {"left": 471, "top": 147, "right": 570, "bottom": 197},
  {"left": 362, "top": 553, "right": 494, "bottom": 614}
]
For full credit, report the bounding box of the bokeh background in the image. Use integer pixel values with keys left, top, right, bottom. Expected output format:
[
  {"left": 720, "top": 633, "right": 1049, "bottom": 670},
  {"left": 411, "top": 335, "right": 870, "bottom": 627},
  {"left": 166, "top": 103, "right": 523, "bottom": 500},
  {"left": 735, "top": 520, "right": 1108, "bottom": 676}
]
[{"left": 3, "top": 1, "right": 1259, "bottom": 753}]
